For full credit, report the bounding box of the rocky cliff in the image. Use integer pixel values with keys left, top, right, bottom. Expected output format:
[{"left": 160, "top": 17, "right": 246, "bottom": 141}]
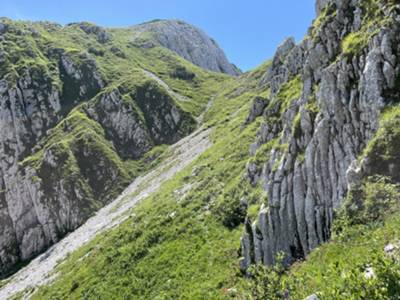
[
  {"left": 0, "top": 18, "right": 229, "bottom": 277},
  {"left": 240, "top": 0, "right": 400, "bottom": 270}
]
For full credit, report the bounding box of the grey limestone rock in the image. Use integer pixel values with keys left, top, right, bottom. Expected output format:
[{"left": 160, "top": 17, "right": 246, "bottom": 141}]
[
  {"left": 132, "top": 20, "right": 240, "bottom": 76},
  {"left": 241, "top": 0, "right": 400, "bottom": 270},
  {"left": 244, "top": 97, "right": 268, "bottom": 125},
  {"left": 0, "top": 42, "right": 199, "bottom": 275},
  {"left": 0, "top": 23, "right": 7, "bottom": 35},
  {"left": 68, "top": 22, "right": 112, "bottom": 43}
]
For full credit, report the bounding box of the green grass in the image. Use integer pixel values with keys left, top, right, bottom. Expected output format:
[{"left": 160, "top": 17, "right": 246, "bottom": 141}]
[
  {"left": 359, "top": 105, "right": 400, "bottom": 184},
  {"left": 249, "top": 137, "right": 280, "bottom": 165},
  {"left": 275, "top": 75, "right": 302, "bottom": 115},
  {"left": 363, "top": 106, "right": 400, "bottom": 162},
  {"left": 342, "top": 31, "right": 370, "bottom": 56},
  {"left": 0, "top": 279, "right": 10, "bottom": 290}
]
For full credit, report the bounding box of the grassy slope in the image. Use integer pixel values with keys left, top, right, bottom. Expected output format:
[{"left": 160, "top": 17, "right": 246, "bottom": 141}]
[
  {"left": 29, "top": 62, "right": 271, "bottom": 299},
  {"left": 28, "top": 15, "right": 400, "bottom": 299},
  {"left": 1, "top": 18, "right": 231, "bottom": 152},
  {"left": 30, "top": 62, "right": 400, "bottom": 300}
]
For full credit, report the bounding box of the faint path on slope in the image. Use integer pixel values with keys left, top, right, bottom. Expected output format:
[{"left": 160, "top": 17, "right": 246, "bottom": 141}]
[
  {"left": 0, "top": 127, "right": 212, "bottom": 300},
  {"left": 196, "top": 96, "right": 215, "bottom": 125},
  {"left": 142, "top": 69, "right": 190, "bottom": 102}
]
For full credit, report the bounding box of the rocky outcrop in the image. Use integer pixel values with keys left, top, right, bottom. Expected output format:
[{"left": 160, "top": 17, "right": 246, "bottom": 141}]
[
  {"left": 0, "top": 73, "right": 60, "bottom": 275},
  {"left": 59, "top": 52, "right": 105, "bottom": 114},
  {"left": 259, "top": 37, "right": 302, "bottom": 92},
  {"left": 244, "top": 97, "right": 268, "bottom": 125},
  {"left": 132, "top": 20, "right": 240, "bottom": 76},
  {"left": 240, "top": 0, "right": 400, "bottom": 270},
  {"left": 67, "top": 22, "right": 112, "bottom": 43},
  {"left": 85, "top": 80, "right": 195, "bottom": 160},
  {"left": 85, "top": 89, "right": 154, "bottom": 160}
]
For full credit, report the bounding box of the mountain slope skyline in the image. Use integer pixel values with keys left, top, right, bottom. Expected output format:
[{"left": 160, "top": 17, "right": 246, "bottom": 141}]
[
  {"left": 1, "top": 0, "right": 400, "bottom": 298},
  {"left": 0, "top": 0, "right": 316, "bottom": 71}
]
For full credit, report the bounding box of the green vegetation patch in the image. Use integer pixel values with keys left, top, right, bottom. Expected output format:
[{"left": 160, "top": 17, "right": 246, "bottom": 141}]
[
  {"left": 362, "top": 106, "right": 400, "bottom": 181},
  {"left": 342, "top": 31, "right": 371, "bottom": 56},
  {"left": 21, "top": 109, "right": 131, "bottom": 206},
  {"left": 275, "top": 75, "right": 303, "bottom": 115}
]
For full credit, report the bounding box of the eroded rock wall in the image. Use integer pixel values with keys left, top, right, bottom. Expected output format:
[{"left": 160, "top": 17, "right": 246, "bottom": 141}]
[{"left": 241, "top": 0, "right": 400, "bottom": 270}]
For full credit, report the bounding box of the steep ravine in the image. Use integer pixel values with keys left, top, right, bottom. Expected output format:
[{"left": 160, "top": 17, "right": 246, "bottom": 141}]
[
  {"left": 240, "top": 0, "right": 400, "bottom": 270},
  {"left": 0, "top": 127, "right": 211, "bottom": 299}
]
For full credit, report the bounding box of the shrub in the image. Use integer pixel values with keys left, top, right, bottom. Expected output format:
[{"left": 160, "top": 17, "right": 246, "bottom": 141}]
[
  {"left": 247, "top": 253, "right": 291, "bottom": 300},
  {"left": 340, "top": 176, "right": 400, "bottom": 226},
  {"left": 170, "top": 66, "right": 195, "bottom": 81}
]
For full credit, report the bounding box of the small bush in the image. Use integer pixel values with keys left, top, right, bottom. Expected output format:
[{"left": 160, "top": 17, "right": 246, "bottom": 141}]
[
  {"left": 339, "top": 176, "right": 400, "bottom": 227},
  {"left": 214, "top": 179, "right": 248, "bottom": 228},
  {"left": 247, "top": 253, "right": 291, "bottom": 300},
  {"left": 170, "top": 66, "right": 195, "bottom": 81}
]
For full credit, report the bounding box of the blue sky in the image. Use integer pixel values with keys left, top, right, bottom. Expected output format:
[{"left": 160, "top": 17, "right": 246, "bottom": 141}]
[{"left": 0, "top": 0, "right": 316, "bottom": 71}]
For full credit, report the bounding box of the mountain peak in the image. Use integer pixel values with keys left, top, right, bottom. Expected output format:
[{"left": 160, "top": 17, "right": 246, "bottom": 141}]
[{"left": 132, "top": 19, "right": 241, "bottom": 76}]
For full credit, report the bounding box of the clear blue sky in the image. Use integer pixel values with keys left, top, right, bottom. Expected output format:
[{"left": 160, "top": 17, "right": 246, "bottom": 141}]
[{"left": 0, "top": 0, "right": 316, "bottom": 71}]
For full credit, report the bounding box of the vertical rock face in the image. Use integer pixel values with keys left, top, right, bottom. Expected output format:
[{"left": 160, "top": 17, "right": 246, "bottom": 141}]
[
  {"left": 85, "top": 89, "right": 154, "bottom": 160},
  {"left": 0, "top": 50, "right": 106, "bottom": 275},
  {"left": 241, "top": 0, "right": 400, "bottom": 270},
  {"left": 0, "top": 73, "right": 60, "bottom": 273},
  {"left": 132, "top": 20, "right": 241, "bottom": 76}
]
